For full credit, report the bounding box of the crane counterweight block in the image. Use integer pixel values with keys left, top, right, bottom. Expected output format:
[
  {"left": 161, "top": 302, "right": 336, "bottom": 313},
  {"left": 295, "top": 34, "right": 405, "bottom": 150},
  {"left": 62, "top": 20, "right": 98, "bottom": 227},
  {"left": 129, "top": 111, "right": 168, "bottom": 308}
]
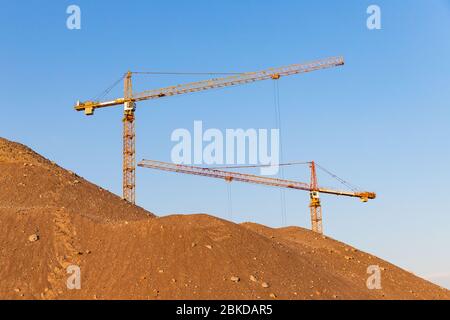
[{"left": 356, "top": 192, "right": 376, "bottom": 202}]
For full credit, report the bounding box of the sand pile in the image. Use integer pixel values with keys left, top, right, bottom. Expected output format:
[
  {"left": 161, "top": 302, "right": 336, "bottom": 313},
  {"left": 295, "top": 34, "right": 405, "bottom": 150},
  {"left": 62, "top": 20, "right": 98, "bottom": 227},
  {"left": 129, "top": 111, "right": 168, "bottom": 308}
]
[{"left": 0, "top": 137, "right": 448, "bottom": 300}]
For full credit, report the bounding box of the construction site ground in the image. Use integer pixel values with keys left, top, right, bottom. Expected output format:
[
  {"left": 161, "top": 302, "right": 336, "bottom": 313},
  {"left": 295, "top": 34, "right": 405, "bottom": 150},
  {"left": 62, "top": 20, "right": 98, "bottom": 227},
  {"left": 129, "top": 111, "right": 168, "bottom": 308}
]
[{"left": 0, "top": 137, "right": 448, "bottom": 300}]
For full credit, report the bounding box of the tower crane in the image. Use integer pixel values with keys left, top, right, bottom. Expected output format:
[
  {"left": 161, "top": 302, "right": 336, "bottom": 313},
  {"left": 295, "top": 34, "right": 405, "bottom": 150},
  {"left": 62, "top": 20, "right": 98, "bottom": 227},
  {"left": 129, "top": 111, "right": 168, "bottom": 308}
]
[
  {"left": 74, "top": 56, "right": 344, "bottom": 204},
  {"left": 137, "top": 159, "right": 376, "bottom": 234}
]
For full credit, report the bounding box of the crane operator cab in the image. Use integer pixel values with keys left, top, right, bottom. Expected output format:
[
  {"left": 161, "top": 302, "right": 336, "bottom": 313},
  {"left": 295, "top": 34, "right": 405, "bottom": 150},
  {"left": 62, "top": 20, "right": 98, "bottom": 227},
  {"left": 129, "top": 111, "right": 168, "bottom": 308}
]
[{"left": 309, "top": 191, "right": 321, "bottom": 208}]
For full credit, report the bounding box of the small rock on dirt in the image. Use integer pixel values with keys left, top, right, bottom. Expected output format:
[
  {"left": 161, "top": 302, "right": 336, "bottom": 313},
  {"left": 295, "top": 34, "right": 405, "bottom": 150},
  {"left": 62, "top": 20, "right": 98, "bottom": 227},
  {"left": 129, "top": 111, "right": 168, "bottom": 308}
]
[
  {"left": 230, "top": 276, "right": 240, "bottom": 282},
  {"left": 28, "top": 234, "right": 39, "bottom": 242}
]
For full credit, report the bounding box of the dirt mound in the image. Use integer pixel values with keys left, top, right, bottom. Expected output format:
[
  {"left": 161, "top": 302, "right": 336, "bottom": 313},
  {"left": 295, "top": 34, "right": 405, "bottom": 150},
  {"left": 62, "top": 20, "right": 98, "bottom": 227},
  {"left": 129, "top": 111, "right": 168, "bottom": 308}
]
[
  {"left": 0, "top": 137, "right": 151, "bottom": 222},
  {"left": 0, "top": 137, "right": 448, "bottom": 300}
]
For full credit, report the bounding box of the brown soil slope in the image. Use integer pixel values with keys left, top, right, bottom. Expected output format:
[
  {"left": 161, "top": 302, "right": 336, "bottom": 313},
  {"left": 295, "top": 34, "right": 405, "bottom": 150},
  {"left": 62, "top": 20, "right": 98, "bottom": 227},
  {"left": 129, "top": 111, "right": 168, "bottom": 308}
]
[{"left": 0, "top": 137, "right": 448, "bottom": 300}]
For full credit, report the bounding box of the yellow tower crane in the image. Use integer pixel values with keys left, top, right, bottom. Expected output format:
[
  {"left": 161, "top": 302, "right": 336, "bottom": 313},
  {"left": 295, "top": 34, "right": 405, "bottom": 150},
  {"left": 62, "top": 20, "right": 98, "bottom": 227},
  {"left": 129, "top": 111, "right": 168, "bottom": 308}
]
[{"left": 74, "top": 56, "right": 344, "bottom": 204}]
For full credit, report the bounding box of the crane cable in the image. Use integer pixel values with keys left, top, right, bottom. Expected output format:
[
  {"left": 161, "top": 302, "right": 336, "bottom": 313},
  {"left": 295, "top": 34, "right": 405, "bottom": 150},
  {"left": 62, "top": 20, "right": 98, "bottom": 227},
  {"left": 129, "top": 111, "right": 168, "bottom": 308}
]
[
  {"left": 212, "top": 161, "right": 361, "bottom": 193},
  {"left": 92, "top": 71, "right": 243, "bottom": 102},
  {"left": 131, "top": 71, "right": 243, "bottom": 76},
  {"left": 227, "top": 182, "right": 233, "bottom": 220},
  {"left": 315, "top": 163, "right": 361, "bottom": 192},
  {"left": 273, "top": 80, "right": 287, "bottom": 226},
  {"left": 133, "top": 69, "right": 242, "bottom": 222},
  {"left": 207, "top": 161, "right": 310, "bottom": 170},
  {"left": 92, "top": 74, "right": 126, "bottom": 102}
]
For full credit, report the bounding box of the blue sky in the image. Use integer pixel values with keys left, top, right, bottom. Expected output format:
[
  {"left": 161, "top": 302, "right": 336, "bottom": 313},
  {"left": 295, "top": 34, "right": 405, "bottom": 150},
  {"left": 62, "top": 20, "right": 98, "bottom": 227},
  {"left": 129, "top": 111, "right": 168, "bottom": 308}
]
[{"left": 1, "top": 1, "right": 449, "bottom": 289}]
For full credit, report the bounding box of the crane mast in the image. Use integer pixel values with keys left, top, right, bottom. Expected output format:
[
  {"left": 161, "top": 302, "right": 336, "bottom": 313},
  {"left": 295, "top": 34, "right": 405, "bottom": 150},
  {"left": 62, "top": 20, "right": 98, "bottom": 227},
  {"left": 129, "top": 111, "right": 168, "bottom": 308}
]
[
  {"left": 123, "top": 72, "right": 136, "bottom": 203},
  {"left": 74, "top": 56, "right": 345, "bottom": 204},
  {"left": 137, "top": 159, "right": 376, "bottom": 233},
  {"left": 309, "top": 161, "right": 323, "bottom": 233}
]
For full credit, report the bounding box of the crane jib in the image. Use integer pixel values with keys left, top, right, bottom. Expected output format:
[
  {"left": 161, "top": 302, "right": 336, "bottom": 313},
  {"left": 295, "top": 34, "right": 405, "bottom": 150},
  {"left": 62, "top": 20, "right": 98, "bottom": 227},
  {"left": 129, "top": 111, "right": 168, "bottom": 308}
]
[{"left": 74, "top": 56, "right": 344, "bottom": 114}]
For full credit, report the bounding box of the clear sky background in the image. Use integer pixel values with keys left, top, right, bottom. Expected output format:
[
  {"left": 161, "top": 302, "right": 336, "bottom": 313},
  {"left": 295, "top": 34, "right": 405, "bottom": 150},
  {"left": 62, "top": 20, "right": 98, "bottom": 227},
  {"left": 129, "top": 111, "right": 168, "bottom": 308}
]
[{"left": 1, "top": 1, "right": 449, "bottom": 289}]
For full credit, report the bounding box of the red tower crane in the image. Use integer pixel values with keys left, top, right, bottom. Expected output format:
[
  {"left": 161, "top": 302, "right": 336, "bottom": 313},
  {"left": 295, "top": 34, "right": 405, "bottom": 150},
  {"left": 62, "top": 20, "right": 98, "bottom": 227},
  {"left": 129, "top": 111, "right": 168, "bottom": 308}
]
[{"left": 137, "top": 159, "right": 376, "bottom": 234}]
